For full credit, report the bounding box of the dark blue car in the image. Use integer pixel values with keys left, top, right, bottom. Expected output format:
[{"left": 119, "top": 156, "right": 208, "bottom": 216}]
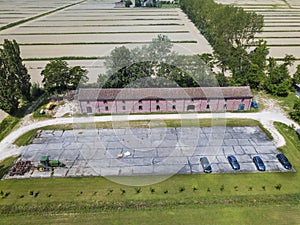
[
  {"left": 253, "top": 156, "right": 266, "bottom": 171},
  {"left": 276, "top": 154, "right": 292, "bottom": 170},
  {"left": 200, "top": 157, "right": 212, "bottom": 173},
  {"left": 227, "top": 155, "right": 240, "bottom": 170}
]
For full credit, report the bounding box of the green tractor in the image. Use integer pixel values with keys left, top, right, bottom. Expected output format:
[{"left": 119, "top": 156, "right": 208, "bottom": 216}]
[{"left": 37, "top": 156, "right": 65, "bottom": 172}]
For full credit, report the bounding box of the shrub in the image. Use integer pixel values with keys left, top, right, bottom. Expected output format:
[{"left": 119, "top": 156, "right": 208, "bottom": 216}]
[
  {"left": 1, "top": 192, "right": 10, "bottom": 199},
  {"left": 220, "top": 185, "right": 225, "bottom": 192},
  {"left": 120, "top": 189, "right": 126, "bottom": 195},
  {"left": 34, "top": 191, "right": 39, "bottom": 198},
  {"left": 46, "top": 193, "right": 52, "bottom": 198},
  {"left": 179, "top": 186, "right": 185, "bottom": 193},
  {"left": 192, "top": 185, "right": 198, "bottom": 192},
  {"left": 150, "top": 187, "right": 155, "bottom": 193},
  {"left": 106, "top": 189, "right": 113, "bottom": 196},
  {"left": 135, "top": 187, "right": 142, "bottom": 194},
  {"left": 164, "top": 190, "right": 168, "bottom": 194},
  {"left": 17, "top": 194, "right": 24, "bottom": 199},
  {"left": 275, "top": 184, "right": 282, "bottom": 190}
]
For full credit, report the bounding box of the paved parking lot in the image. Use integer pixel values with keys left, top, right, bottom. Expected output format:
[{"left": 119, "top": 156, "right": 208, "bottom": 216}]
[{"left": 10, "top": 126, "right": 294, "bottom": 179}]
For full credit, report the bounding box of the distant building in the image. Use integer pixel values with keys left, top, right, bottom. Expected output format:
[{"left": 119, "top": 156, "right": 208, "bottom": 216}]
[
  {"left": 114, "top": 1, "right": 125, "bottom": 7},
  {"left": 296, "top": 84, "right": 300, "bottom": 98},
  {"left": 77, "top": 86, "right": 253, "bottom": 114}
]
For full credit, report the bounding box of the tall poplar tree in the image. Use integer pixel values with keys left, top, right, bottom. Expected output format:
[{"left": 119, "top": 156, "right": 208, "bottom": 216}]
[{"left": 0, "top": 39, "right": 31, "bottom": 114}]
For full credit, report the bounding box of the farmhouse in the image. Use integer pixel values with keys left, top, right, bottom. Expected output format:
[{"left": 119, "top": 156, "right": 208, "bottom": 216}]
[{"left": 78, "top": 86, "right": 253, "bottom": 114}]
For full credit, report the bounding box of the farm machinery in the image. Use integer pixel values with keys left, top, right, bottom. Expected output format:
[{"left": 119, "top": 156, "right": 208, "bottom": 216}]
[{"left": 37, "top": 156, "right": 65, "bottom": 172}]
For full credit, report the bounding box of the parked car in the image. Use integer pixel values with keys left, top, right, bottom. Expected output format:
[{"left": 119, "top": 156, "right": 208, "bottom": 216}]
[
  {"left": 253, "top": 156, "right": 266, "bottom": 171},
  {"left": 227, "top": 155, "right": 240, "bottom": 170},
  {"left": 200, "top": 157, "right": 212, "bottom": 173},
  {"left": 276, "top": 153, "right": 292, "bottom": 170}
]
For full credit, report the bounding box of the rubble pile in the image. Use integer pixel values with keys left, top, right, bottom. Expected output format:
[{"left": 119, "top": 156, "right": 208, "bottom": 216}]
[{"left": 9, "top": 161, "right": 33, "bottom": 176}]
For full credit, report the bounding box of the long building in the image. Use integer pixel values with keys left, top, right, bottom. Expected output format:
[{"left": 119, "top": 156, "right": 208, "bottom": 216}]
[{"left": 77, "top": 86, "right": 253, "bottom": 114}]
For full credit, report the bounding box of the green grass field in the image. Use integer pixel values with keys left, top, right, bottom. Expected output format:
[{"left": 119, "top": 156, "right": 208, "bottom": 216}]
[{"left": 0, "top": 121, "right": 299, "bottom": 224}]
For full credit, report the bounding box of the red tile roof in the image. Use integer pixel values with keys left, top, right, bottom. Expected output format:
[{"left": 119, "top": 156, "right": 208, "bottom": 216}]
[{"left": 78, "top": 86, "right": 252, "bottom": 101}]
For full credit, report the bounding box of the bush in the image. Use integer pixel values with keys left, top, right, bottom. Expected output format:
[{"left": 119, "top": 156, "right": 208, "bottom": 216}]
[
  {"left": 134, "top": 187, "right": 142, "bottom": 194},
  {"left": 275, "top": 184, "right": 282, "bottom": 190},
  {"left": 150, "top": 187, "right": 155, "bottom": 193},
  {"left": 17, "top": 194, "right": 24, "bottom": 199},
  {"left": 120, "top": 189, "right": 126, "bottom": 195},
  {"left": 220, "top": 185, "right": 225, "bottom": 192},
  {"left": 179, "top": 186, "right": 185, "bottom": 193},
  {"left": 46, "top": 193, "right": 52, "bottom": 198}
]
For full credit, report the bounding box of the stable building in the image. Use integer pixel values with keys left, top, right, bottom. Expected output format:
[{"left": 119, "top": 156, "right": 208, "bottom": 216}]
[{"left": 77, "top": 86, "right": 253, "bottom": 114}]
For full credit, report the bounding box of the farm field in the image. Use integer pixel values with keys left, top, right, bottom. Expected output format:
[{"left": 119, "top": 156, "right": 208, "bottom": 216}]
[
  {"left": 0, "top": 0, "right": 212, "bottom": 84},
  {"left": 216, "top": 0, "right": 300, "bottom": 73}
]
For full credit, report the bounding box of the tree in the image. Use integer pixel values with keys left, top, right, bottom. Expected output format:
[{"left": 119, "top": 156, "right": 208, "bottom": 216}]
[
  {"left": 290, "top": 98, "right": 300, "bottom": 123},
  {"left": 293, "top": 64, "right": 300, "bottom": 86},
  {"left": 98, "top": 35, "right": 216, "bottom": 88},
  {"left": 0, "top": 39, "right": 31, "bottom": 114},
  {"left": 42, "top": 59, "right": 88, "bottom": 93}
]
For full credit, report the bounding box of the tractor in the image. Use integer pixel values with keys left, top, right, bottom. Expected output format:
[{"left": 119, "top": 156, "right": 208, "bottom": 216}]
[{"left": 37, "top": 156, "right": 65, "bottom": 172}]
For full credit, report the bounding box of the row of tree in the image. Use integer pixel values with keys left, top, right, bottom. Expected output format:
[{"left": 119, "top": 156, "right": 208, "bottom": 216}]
[
  {"left": 0, "top": 39, "right": 88, "bottom": 115},
  {"left": 180, "top": 0, "right": 299, "bottom": 97}
]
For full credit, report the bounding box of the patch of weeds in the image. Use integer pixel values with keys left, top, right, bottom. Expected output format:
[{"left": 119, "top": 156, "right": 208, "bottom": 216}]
[
  {"left": 220, "top": 185, "right": 225, "bottom": 192},
  {"left": 106, "top": 189, "right": 113, "bottom": 196},
  {"left": 135, "top": 187, "right": 142, "bottom": 194},
  {"left": 248, "top": 186, "right": 253, "bottom": 191},
  {"left": 262, "top": 186, "right": 266, "bottom": 191},
  {"left": 28, "top": 190, "right": 34, "bottom": 196},
  {"left": 120, "top": 188, "right": 126, "bottom": 195},
  {"left": 179, "top": 186, "right": 185, "bottom": 193},
  {"left": 76, "top": 191, "right": 83, "bottom": 196},
  {"left": 1, "top": 191, "right": 10, "bottom": 199},
  {"left": 207, "top": 188, "right": 211, "bottom": 192},
  {"left": 17, "top": 194, "right": 24, "bottom": 199},
  {"left": 192, "top": 185, "right": 198, "bottom": 192},
  {"left": 163, "top": 190, "right": 168, "bottom": 194},
  {"left": 46, "top": 193, "right": 52, "bottom": 198},
  {"left": 275, "top": 184, "right": 282, "bottom": 190},
  {"left": 34, "top": 191, "right": 39, "bottom": 198},
  {"left": 150, "top": 187, "right": 155, "bottom": 194},
  {"left": 234, "top": 186, "right": 239, "bottom": 191}
]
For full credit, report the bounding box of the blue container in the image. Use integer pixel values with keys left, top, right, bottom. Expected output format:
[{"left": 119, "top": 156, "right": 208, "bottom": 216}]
[{"left": 251, "top": 101, "right": 258, "bottom": 109}]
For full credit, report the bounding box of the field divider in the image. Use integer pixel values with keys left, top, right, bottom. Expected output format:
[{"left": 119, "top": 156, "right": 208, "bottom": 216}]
[
  {"left": 19, "top": 23, "right": 185, "bottom": 27},
  {"left": 4, "top": 40, "right": 197, "bottom": 46},
  {"left": 1, "top": 31, "right": 190, "bottom": 36}
]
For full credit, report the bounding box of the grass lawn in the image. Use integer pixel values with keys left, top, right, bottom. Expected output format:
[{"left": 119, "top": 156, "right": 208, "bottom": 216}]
[
  {"left": 0, "top": 116, "right": 21, "bottom": 142},
  {"left": 0, "top": 121, "right": 299, "bottom": 223}
]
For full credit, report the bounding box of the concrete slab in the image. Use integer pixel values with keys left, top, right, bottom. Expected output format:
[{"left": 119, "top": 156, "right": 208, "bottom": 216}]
[{"left": 11, "top": 126, "right": 290, "bottom": 179}]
